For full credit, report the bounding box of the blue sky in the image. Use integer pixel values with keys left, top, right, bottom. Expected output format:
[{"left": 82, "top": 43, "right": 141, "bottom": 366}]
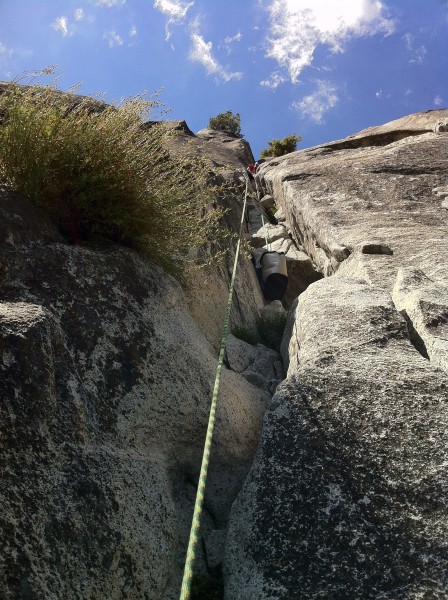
[{"left": 0, "top": 0, "right": 447, "bottom": 158}]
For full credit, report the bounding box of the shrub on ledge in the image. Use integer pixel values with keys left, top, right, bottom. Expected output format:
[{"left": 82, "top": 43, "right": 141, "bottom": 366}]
[
  {"left": 0, "top": 79, "right": 224, "bottom": 277},
  {"left": 260, "top": 133, "right": 301, "bottom": 158},
  {"left": 208, "top": 110, "right": 242, "bottom": 137}
]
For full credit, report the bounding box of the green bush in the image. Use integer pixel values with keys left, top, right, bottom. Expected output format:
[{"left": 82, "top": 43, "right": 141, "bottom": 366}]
[
  {"left": 208, "top": 111, "right": 241, "bottom": 137},
  {"left": 0, "top": 78, "right": 224, "bottom": 277},
  {"left": 231, "top": 325, "right": 261, "bottom": 346},
  {"left": 257, "top": 313, "right": 287, "bottom": 353},
  {"left": 260, "top": 134, "right": 301, "bottom": 158},
  {"left": 232, "top": 313, "right": 286, "bottom": 352}
]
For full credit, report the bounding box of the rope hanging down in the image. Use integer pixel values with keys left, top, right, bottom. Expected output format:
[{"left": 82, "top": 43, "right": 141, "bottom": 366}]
[
  {"left": 179, "top": 177, "right": 250, "bottom": 600},
  {"left": 260, "top": 211, "right": 271, "bottom": 251}
]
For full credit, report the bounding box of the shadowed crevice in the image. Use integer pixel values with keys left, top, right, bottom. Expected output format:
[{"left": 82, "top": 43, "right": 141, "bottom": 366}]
[{"left": 400, "top": 310, "right": 429, "bottom": 360}]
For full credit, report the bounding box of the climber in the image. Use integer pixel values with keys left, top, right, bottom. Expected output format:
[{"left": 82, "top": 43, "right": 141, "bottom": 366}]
[{"left": 246, "top": 163, "right": 261, "bottom": 196}]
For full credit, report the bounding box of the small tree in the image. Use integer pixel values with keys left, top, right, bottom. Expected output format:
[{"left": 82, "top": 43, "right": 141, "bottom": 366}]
[
  {"left": 208, "top": 110, "right": 241, "bottom": 137},
  {"left": 260, "top": 134, "right": 301, "bottom": 158}
]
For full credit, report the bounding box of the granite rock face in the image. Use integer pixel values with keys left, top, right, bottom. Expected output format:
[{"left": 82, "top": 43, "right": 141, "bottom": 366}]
[
  {"left": 392, "top": 267, "right": 448, "bottom": 372},
  {"left": 0, "top": 183, "right": 272, "bottom": 599},
  {"left": 165, "top": 123, "right": 265, "bottom": 348},
  {"left": 0, "top": 87, "right": 272, "bottom": 598},
  {"left": 3, "top": 94, "right": 448, "bottom": 599},
  {"left": 225, "top": 334, "right": 285, "bottom": 394},
  {"left": 225, "top": 110, "right": 448, "bottom": 599},
  {"left": 256, "top": 110, "right": 448, "bottom": 287}
]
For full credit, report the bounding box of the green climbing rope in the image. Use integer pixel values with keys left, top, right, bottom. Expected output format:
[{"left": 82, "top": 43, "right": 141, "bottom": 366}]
[{"left": 179, "top": 177, "right": 250, "bottom": 600}]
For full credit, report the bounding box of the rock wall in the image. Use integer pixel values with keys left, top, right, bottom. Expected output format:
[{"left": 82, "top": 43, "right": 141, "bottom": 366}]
[
  {"left": 0, "top": 117, "right": 275, "bottom": 598},
  {"left": 225, "top": 110, "right": 448, "bottom": 599},
  {"left": 3, "top": 98, "right": 447, "bottom": 599},
  {"left": 162, "top": 121, "right": 265, "bottom": 348}
]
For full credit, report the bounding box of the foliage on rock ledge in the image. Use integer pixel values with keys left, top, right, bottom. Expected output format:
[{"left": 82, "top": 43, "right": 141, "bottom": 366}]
[
  {"left": 233, "top": 311, "right": 287, "bottom": 352},
  {"left": 208, "top": 110, "right": 242, "bottom": 137},
  {"left": 0, "top": 76, "right": 225, "bottom": 278},
  {"left": 260, "top": 133, "right": 301, "bottom": 158}
]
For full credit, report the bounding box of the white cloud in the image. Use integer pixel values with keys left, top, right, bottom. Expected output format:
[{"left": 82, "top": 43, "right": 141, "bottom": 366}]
[
  {"left": 403, "top": 33, "right": 427, "bottom": 65},
  {"left": 74, "top": 8, "right": 84, "bottom": 21},
  {"left": 154, "top": 0, "right": 193, "bottom": 20},
  {"left": 0, "top": 41, "right": 13, "bottom": 71},
  {"left": 220, "top": 31, "right": 243, "bottom": 54},
  {"left": 264, "top": 0, "right": 394, "bottom": 85},
  {"left": 96, "top": 0, "right": 126, "bottom": 7},
  {"left": 375, "top": 89, "right": 391, "bottom": 101},
  {"left": 152, "top": 1, "right": 242, "bottom": 82},
  {"left": 402, "top": 32, "right": 413, "bottom": 51},
  {"left": 224, "top": 32, "right": 242, "bottom": 45},
  {"left": 260, "top": 71, "right": 287, "bottom": 89},
  {"left": 189, "top": 33, "right": 242, "bottom": 82},
  {"left": 130, "top": 25, "right": 137, "bottom": 36},
  {"left": 103, "top": 31, "right": 123, "bottom": 47},
  {"left": 409, "top": 45, "right": 427, "bottom": 65},
  {"left": 434, "top": 95, "right": 443, "bottom": 107},
  {"left": 0, "top": 42, "right": 12, "bottom": 56},
  {"left": 222, "top": 31, "right": 242, "bottom": 55},
  {"left": 153, "top": 0, "right": 194, "bottom": 40},
  {"left": 292, "top": 80, "right": 338, "bottom": 123},
  {"left": 405, "top": 88, "right": 413, "bottom": 96},
  {"left": 52, "top": 16, "right": 71, "bottom": 37}
]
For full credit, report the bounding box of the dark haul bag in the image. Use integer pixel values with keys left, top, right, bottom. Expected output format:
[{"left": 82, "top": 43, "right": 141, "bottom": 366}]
[{"left": 260, "top": 251, "right": 288, "bottom": 301}]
